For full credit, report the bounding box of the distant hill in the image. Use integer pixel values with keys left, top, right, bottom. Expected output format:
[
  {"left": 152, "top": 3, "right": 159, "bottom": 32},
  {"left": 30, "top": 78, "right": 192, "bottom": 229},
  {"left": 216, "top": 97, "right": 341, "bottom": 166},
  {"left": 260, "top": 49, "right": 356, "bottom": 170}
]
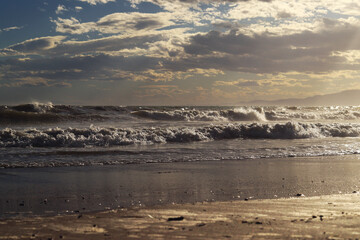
[{"left": 243, "top": 90, "right": 360, "bottom": 106}]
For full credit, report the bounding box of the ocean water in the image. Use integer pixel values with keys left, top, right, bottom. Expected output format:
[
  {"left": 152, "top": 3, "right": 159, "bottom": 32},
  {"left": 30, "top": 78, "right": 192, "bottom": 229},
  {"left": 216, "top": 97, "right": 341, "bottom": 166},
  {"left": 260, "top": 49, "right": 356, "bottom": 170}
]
[{"left": 1, "top": 103, "right": 360, "bottom": 168}]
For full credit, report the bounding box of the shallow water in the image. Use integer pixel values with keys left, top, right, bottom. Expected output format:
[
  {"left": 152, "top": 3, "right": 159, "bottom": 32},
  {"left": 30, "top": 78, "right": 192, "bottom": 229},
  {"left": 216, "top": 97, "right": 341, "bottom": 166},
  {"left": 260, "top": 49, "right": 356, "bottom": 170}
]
[
  {"left": 1, "top": 155, "right": 360, "bottom": 218},
  {"left": 2, "top": 104, "right": 360, "bottom": 217}
]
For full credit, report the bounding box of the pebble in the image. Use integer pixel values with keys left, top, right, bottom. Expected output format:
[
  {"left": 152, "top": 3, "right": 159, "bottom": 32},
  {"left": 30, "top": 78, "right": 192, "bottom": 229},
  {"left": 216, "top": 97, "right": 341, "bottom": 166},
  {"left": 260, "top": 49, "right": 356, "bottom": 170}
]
[{"left": 167, "top": 216, "right": 184, "bottom": 221}]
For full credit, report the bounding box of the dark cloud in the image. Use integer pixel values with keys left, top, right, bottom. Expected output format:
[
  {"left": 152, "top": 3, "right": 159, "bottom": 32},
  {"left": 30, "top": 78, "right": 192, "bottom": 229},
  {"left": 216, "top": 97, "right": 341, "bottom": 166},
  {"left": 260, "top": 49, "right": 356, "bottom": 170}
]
[
  {"left": 277, "top": 11, "right": 292, "bottom": 19},
  {"left": 0, "top": 54, "right": 163, "bottom": 83},
  {"left": 134, "top": 20, "right": 163, "bottom": 30},
  {"left": 180, "top": 21, "right": 360, "bottom": 73}
]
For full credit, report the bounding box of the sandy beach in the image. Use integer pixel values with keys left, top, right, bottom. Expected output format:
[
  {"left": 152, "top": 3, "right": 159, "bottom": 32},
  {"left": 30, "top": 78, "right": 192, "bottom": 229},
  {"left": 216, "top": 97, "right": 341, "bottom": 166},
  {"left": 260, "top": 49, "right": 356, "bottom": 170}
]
[
  {"left": 1, "top": 156, "right": 360, "bottom": 239},
  {"left": 2, "top": 193, "right": 360, "bottom": 239},
  {"left": 2, "top": 156, "right": 360, "bottom": 218}
]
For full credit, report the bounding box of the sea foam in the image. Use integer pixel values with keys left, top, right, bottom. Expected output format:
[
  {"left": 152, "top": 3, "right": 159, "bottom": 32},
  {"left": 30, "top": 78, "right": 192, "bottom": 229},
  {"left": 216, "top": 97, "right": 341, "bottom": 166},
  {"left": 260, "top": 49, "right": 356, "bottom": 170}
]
[{"left": 1, "top": 122, "right": 360, "bottom": 148}]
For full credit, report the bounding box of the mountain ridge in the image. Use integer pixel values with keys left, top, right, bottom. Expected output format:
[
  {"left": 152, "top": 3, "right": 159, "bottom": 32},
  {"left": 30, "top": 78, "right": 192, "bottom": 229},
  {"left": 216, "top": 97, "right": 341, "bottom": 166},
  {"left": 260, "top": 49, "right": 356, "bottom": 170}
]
[{"left": 242, "top": 89, "right": 360, "bottom": 106}]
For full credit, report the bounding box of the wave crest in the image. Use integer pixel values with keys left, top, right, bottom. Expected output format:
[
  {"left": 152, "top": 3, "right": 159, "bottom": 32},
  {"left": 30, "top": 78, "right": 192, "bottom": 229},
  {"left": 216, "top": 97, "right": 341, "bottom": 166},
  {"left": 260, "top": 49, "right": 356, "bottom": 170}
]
[{"left": 1, "top": 122, "right": 360, "bottom": 148}]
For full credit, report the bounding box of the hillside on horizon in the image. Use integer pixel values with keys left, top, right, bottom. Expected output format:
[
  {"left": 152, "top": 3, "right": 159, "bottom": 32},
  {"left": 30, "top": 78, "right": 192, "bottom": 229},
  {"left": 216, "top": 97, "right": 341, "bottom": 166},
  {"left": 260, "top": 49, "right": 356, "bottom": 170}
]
[{"left": 244, "top": 90, "right": 360, "bottom": 106}]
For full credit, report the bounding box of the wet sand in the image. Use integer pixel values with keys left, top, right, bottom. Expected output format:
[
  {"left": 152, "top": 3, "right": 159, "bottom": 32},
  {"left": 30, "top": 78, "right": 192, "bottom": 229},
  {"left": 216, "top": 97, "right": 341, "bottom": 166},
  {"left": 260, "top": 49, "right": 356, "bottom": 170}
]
[
  {"left": 2, "top": 193, "right": 360, "bottom": 239},
  {"left": 2, "top": 155, "right": 360, "bottom": 218},
  {"left": 2, "top": 156, "right": 360, "bottom": 239}
]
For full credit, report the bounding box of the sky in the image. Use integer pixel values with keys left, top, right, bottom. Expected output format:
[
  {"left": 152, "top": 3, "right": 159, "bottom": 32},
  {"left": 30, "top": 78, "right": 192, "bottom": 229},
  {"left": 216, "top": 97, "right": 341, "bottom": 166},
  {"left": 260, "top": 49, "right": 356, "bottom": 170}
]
[{"left": 1, "top": 0, "right": 360, "bottom": 105}]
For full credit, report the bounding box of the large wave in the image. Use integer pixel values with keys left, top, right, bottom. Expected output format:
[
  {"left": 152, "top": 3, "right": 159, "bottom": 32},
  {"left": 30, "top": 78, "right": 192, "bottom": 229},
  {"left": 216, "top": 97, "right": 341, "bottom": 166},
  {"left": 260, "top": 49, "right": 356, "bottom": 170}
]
[
  {"left": 2, "top": 104, "right": 360, "bottom": 124},
  {"left": 1, "top": 122, "right": 360, "bottom": 148}
]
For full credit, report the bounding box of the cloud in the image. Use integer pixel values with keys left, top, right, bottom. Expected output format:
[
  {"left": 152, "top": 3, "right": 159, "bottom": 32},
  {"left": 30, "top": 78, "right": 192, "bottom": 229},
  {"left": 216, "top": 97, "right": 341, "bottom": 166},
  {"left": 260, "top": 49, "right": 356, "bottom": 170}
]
[
  {"left": 52, "top": 12, "right": 174, "bottom": 35},
  {"left": 0, "top": 33, "right": 172, "bottom": 58},
  {"left": 129, "top": 0, "right": 273, "bottom": 7},
  {"left": 77, "top": 0, "right": 116, "bottom": 5},
  {"left": 0, "top": 54, "right": 164, "bottom": 84},
  {"left": 215, "top": 80, "right": 260, "bottom": 87},
  {"left": 180, "top": 19, "right": 360, "bottom": 73},
  {"left": 55, "top": 5, "right": 68, "bottom": 14},
  {"left": 50, "top": 34, "right": 164, "bottom": 56},
  {"left": 4, "top": 5, "right": 360, "bottom": 89},
  {"left": 1, "top": 26, "right": 23, "bottom": 32},
  {"left": 75, "top": 6, "right": 83, "bottom": 12},
  {"left": 1, "top": 36, "right": 66, "bottom": 55}
]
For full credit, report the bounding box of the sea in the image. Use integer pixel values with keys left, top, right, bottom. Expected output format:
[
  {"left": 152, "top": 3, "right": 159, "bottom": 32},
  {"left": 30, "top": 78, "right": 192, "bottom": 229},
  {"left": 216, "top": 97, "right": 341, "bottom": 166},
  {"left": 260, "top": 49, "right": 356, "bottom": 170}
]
[
  {"left": 1, "top": 102, "right": 360, "bottom": 168},
  {"left": 3, "top": 102, "right": 360, "bottom": 217}
]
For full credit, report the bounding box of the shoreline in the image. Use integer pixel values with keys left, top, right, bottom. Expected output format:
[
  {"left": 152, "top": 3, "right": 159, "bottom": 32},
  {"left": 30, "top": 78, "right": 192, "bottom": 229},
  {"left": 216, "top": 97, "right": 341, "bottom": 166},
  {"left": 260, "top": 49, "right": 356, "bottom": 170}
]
[
  {"left": 2, "top": 193, "right": 360, "bottom": 239},
  {"left": 2, "top": 155, "right": 360, "bottom": 219}
]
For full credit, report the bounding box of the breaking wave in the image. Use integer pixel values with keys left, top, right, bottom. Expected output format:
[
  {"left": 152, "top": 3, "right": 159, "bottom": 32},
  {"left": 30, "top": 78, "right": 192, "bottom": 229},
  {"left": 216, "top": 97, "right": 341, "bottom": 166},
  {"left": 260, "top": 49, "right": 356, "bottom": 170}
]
[
  {"left": 2, "top": 104, "right": 360, "bottom": 124},
  {"left": 1, "top": 122, "right": 360, "bottom": 148},
  {"left": 131, "top": 108, "right": 266, "bottom": 122}
]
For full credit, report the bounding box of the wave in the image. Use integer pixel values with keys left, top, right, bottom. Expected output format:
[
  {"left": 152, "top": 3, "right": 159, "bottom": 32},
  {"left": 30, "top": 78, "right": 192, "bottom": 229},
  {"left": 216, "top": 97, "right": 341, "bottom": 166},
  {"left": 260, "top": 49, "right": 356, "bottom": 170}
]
[
  {"left": 3, "top": 104, "right": 360, "bottom": 124},
  {"left": 1, "top": 122, "right": 360, "bottom": 148},
  {"left": 0, "top": 103, "right": 113, "bottom": 124},
  {"left": 131, "top": 107, "right": 267, "bottom": 122},
  {"left": 10, "top": 102, "right": 54, "bottom": 113}
]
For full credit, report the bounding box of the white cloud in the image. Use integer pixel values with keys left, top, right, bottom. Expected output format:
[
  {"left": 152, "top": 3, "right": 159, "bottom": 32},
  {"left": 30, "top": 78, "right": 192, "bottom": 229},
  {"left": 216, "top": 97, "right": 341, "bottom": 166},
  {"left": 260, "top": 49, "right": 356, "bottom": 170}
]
[
  {"left": 53, "top": 12, "right": 175, "bottom": 35},
  {"left": 75, "top": 6, "right": 83, "bottom": 12},
  {"left": 1, "top": 36, "right": 66, "bottom": 55},
  {"left": 78, "top": 0, "right": 115, "bottom": 5},
  {"left": 52, "top": 17, "right": 95, "bottom": 35},
  {"left": 1, "top": 26, "right": 23, "bottom": 32},
  {"left": 55, "top": 5, "right": 68, "bottom": 15}
]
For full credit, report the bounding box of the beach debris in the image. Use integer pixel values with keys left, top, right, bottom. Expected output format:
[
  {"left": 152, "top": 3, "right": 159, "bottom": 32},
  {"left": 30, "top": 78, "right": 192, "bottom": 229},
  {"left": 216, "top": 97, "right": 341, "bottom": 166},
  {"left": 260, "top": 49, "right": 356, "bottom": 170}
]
[
  {"left": 244, "top": 198, "right": 249, "bottom": 201},
  {"left": 295, "top": 193, "right": 305, "bottom": 197},
  {"left": 241, "top": 220, "right": 263, "bottom": 225},
  {"left": 197, "top": 223, "right": 206, "bottom": 227},
  {"left": 319, "top": 215, "right": 324, "bottom": 221},
  {"left": 43, "top": 198, "right": 48, "bottom": 204},
  {"left": 352, "top": 190, "right": 359, "bottom": 194},
  {"left": 167, "top": 216, "right": 184, "bottom": 221},
  {"left": 19, "top": 201, "right": 25, "bottom": 206}
]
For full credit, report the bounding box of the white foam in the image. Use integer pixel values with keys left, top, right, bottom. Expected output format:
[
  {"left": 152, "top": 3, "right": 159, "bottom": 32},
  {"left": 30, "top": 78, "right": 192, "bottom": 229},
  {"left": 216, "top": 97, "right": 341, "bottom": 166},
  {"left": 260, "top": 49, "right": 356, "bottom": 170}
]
[{"left": 1, "top": 122, "right": 360, "bottom": 148}]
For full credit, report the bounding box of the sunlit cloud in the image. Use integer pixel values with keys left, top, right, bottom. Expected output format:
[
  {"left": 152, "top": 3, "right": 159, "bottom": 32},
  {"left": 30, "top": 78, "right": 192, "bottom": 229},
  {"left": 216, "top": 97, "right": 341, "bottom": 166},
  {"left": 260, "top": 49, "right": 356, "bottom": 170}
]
[
  {"left": 1, "top": 26, "right": 23, "bottom": 32},
  {"left": 55, "top": 5, "right": 68, "bottom": 15},
  {"left": 52, "top": 12, "right": 175, "bottom": 35},
  {"left": 3, "top": 0, "right": 360, "bottom": 104},
  {"left": 77, "top": 0, "right": 116, "bottom": 5}
]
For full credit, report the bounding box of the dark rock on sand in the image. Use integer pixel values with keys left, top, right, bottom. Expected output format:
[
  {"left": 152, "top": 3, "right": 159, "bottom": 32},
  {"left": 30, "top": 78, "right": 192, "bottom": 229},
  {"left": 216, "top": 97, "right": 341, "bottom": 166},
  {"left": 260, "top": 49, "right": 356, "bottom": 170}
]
[{"left": 167, "top": 216, "right": 184, "bottom": 221}]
